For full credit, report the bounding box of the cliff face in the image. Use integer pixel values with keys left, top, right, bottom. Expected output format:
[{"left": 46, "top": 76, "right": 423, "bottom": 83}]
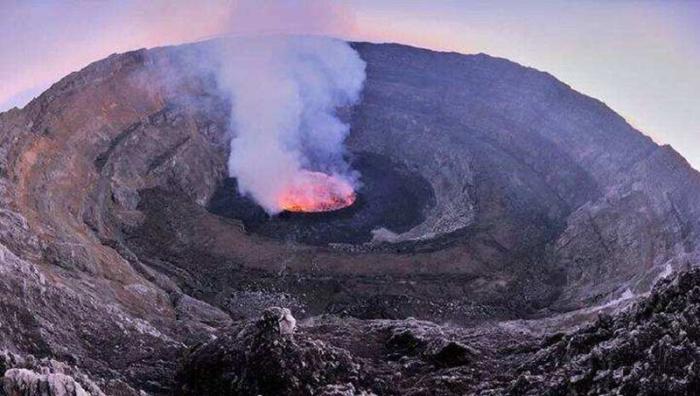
[{"left": 0, "top": 40, "right": 698, "bottom": 394}]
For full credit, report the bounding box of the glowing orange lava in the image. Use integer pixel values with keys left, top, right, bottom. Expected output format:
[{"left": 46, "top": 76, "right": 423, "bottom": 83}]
[{"left": 278, "top": 171, "right": 356, "bottom": 213}]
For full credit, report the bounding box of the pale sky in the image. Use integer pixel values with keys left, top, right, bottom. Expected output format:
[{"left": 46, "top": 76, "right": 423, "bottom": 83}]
[{"left": 1, "top": 0, "right": 698, "bottom": 168}]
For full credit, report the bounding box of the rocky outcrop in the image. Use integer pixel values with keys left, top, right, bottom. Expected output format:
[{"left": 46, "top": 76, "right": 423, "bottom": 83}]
[
  {"left": 499, "top": 268, "right": 700, "bottom": 395},
  {"left": 177, "top": 269, "right": 700, "bottom": 395},
  {"left": 3, "top": 369, "right": 92, "bottom": 396},
  {"left": 176, "top": 307, "right": 361, "bottom": 396},
  {"left": 0, "top": 351, "right": 117, "bottom": 396},
  {"left": 176, "top": 306, "right": 531, "bottom": 395}
]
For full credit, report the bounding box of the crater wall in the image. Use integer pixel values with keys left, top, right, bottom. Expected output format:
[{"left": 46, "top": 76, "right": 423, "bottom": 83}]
[{"left": 0, "top": 40, "right": 699, "bottom": 393}]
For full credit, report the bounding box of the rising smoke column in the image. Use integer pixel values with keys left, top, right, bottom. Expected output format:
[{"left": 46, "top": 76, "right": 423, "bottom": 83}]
[{"left": 216, "top": 36, "right": 366, "bottom": 214}]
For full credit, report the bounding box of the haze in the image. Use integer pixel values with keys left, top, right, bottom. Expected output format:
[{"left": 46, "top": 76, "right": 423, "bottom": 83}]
[{"left": 1, "top": 0, "right": 698, "bottom": 168}]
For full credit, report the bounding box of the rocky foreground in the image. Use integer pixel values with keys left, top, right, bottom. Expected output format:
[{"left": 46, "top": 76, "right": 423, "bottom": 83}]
[
  {"left": 174, "top": 268, "right": 700, "bottom": 396},
  {"left": 2, "top": 267, "right": 698, "bottom": 395}
]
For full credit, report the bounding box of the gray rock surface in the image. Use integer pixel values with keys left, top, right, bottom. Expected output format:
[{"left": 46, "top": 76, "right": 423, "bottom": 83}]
[
  {"left": 176, "top": 269, "right": 700, "bottom": 395},
  {"left": 3, "top": 369, "right": 91, "bottom": 396},
  {"left": 0, "top": 351, "right": 116, "bottom": 396},
  {"left": 494, "top": 268, "right": 700, "bottom": 395}
]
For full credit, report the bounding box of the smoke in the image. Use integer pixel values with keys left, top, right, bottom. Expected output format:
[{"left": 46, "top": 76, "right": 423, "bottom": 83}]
[{"left": 214, "top": 34, "right": 365, "bottom": 214}]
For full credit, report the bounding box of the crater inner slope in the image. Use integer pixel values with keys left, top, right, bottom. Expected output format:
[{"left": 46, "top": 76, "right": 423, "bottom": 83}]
[{"left": 1, "top": 39, "right": 700, "bottom": 393}]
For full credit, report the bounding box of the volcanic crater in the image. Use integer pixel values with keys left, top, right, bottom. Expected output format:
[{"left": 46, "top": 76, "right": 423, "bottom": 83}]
[
  {"left": 1, "top": 39, "right": 699, "bottom": 395},
  {"left": 207, "top": 152, "right": 436, "bottom": 246}
]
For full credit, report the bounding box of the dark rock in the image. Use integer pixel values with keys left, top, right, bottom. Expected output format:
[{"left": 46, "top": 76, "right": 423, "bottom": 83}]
[
  {"left": 424, "top": 339, "right": 476, "bottom": 368},
  {"left": 0, "top": 351, "right": 121, "bottom": 396},
  {"left": 175, "top": 308, "right": 362, "bottom": 396},
  {"left": 494, "top": 269, "right": 700, "bottom": 395}
]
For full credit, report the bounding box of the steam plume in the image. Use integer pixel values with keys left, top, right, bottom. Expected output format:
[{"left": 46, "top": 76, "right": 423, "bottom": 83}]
[{"left": 215, "top": 35, "right": 366, "bottom": 214}]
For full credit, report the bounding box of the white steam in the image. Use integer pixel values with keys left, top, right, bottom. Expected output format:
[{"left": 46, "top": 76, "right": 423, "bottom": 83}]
[{"left": 215, "top": 36, "right": 366, "bottom": 214}]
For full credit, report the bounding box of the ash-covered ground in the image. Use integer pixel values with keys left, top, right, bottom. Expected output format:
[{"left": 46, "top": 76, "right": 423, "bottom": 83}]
[{"left": 0, "top": 39, "right": 699, "bottom": 395}]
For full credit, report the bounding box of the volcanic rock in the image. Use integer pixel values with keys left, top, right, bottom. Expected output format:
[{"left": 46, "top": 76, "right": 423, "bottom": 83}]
[
  {"left": 0, "top": 351, "right": 119, "bottom": 396},
  {"left": 495, "top": 268, "right": 700, "bottom": 395},
  {"left": 175, "top": 307, "right": 360, "bottom": 396},
  {"left": 176, "top": 269, "right": 700, "bottom": 395},
  {"left": 0, "top": 39, "right": 699, "bottom": 395}
]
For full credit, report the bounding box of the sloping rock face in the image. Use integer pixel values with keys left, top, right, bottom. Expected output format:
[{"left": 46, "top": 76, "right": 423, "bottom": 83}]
[
  {"left": 0, "top": 350, "right": 129, "bottom": 395},
  {"left": 495, "top": 268, "right": 700, "bottom": 395},
  {"left": 0, "top": 39, "right": 699, "bottom": 394}
]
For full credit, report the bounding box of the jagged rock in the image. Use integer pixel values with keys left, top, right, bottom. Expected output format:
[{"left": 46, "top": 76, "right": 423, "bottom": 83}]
[
  {"left": 424, "top": 339, "right": 476, "bottom": 368},
  {"left": 0, "top": 352, "right": 108, "bottom": 396},
  {"left": 386, "top": 328, "right": 428, "bottom": 355},
  {"left": 175, "top": 307, "right": 361, "bottom": 396},
  {"left": 3, "top": 369, "right": 91, "bottom": 396},
  {"left": 494, "top": 269, "right": 700, "bottom": 395},
  {"left": 385, "top": 320, "right": 476, "bottom": 368}
]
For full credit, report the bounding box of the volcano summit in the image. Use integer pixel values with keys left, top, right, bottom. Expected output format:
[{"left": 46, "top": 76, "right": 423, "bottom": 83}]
[{"left": 0, "top": 39, "right": 699, "bottom": 395}]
